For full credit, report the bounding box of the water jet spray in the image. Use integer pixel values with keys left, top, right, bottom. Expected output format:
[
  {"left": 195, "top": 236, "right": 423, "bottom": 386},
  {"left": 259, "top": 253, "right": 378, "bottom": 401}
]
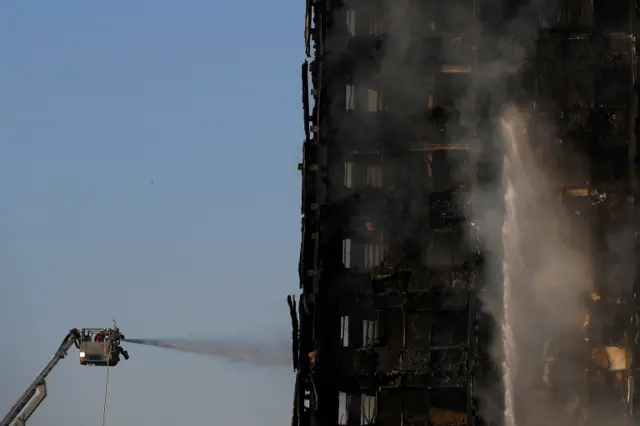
[{"left": 123, "top": 337, "right": 290, "bottom": 367}]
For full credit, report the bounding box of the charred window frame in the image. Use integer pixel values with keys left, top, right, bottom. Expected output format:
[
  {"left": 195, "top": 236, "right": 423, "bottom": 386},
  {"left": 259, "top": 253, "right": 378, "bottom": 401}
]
[
  {"left": 343, "top": 155, "right": 384, "bottom": 189},
  {"left": 339, "top": 392, "right": 350, "bottom": 425},
  {"left": 343, "top": 238, "right": 352, "bottom": 268},
  {"left": 341, "top": 316, "right": 350, "bottom": 347},
  {"left": 346, "top": 83, "right": 357, "bottom": 111},
  {"left": 346, "top": 8, "right": 356, "bottom": 36},
  {"left": 365, "top": 163, "right": 383, "bottom": 187},
  {"left": 345, "top": 83, "right": 385, "bottom": 112},
  {"left": 366, "top": 88, "right": 385, "bottom": 112},
  {"left": 360, "top": 394, "right": 377, "bottom": 425},
  {"left": 362, "top": 317, "right": 379, "bottom": 346},
  {"left": 344, "top": 161, "right": 354, "bottom": 188},
  {"left": 369, "top": 11, "right": 386, "bottom": 35},
  {"left": 364, "top": 233, "right": 386, "bottom": 270}
]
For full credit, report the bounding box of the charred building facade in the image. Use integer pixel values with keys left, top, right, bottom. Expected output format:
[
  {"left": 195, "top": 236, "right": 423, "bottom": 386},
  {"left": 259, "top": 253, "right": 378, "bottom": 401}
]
[
  {"left": 293, "top": 1, "right": 497, "bottom": 426},
  {"left": 291, "top": 1, "right": 640, "bottom": 426}
]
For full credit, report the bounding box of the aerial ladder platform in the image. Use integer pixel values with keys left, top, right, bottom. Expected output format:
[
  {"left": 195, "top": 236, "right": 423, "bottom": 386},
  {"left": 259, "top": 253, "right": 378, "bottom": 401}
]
[{"left": 1, "top": 326, "right": 129, "bottom": 426}]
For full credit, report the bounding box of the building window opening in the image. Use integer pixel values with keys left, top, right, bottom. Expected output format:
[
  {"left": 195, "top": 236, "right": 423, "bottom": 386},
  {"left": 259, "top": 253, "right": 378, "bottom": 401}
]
[
  {"left": 344, "top": 161, "right": 353, "bottom": 188},
  {"left": 339, "top": 392, "right": 350, "bottom": 425},
  {"left": 365, "top": 164, "right": 383, "bottom": 188},
  {"left": 364, "top": 239, "right": 385, "bottom": 270},
  {"left": 360, "top": 394, "right": 377, "bottom": 425},
  {"left": 346, "top": 9, "right": 356, "bottom": 36},
  {"left": 341, "top": 316, "right": 350, "bottom": 347},
  {"left": 367, "top": 88, "right": 384, "bottom": 112},
  {"left": 346, "top": 84, "right": 356, "bottom": 111},
  {"left": 343, "top": 238, "right": 352, "bottom": 268},
  {"left": 362, "top": 319, "right": 378, "bottom": 346},
  {"left": 369, "top": 14, "right": 385, "bottom": 35}
]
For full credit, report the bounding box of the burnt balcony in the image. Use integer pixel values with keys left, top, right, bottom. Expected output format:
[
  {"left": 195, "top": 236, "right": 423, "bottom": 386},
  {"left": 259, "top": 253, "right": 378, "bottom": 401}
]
[
  {"left": 339, "top": 288, "right": 470, "bottom": 312},
  {"left": 535, "top": 29, "right": 635, "bottom": 62},
  {"left": 338, "top": 347, "right": 469, "bottom": 391},
  {"left": 429, "top": 190, "right": 470, "bottom": 230},
  {"left": 337, "top": 267, "right": 477, "bottom": 312}
]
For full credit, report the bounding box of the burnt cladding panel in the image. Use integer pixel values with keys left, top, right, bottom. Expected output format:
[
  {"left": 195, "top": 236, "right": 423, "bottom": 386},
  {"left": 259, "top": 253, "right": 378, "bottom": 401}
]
[
  {"left": 430, "top": 149, "right": 473, "bottom": 191},
  {"left": 388, "top": 153, "right": 431, "bottom": 193},
  {"left": 378, "top": 310, "right": 404, "bottom": 347},
  {"left": 434, "top": 0, "right": 474, "bottom": 33},
  {"left": 430, "top": 270, "right": 472, "bottom": 308},
  {"left": 434, "top": 73, "right": 470, "bottom": 109},
  {"left": 405, "top": 313, "right": 431, "bottom": 347},
  {"left": 403, "top": 389, "right": 431, "bottom": 425},
  {"left": 566, "top": 69, "right": 595, "bottom": 107},
  {"left": 424, "top": 231, "right": 470, "bottom": 269},
  {"left": 595, "top": 67, "right": 630, "bottom": 108},
  {"left": 434, "top": 312, "right": 469, "bottom": 346},
  {"left": 422, "top": 389, "right": 468, "bottom": 426},
  {"left": 388, "top": 389, "right": 468, "bottom": 426},
  {"left": 594, "top": 0, "right": 631, "bottom": 31},
  {"left": 592, "top": 66, "right": 632, "bottom": 182},
  {"left": 405, "top": 312, "right": 468, "bottom": 347},
  {"left": 377, "top": 391, "right": 402, "bottom": 426},
  {"left": 407, "top": 1, "right": 437, "bottom": 38}
]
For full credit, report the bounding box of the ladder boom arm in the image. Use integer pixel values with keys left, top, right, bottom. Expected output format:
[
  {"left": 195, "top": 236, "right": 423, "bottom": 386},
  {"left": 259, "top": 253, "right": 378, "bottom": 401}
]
[{"left": 1, "top": 329, "right": 81, "bottom": 426}]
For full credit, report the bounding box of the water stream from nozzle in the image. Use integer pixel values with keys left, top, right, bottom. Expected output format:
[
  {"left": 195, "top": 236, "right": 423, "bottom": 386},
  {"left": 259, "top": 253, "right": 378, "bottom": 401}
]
[
  {"left": 123, "top": 337, "right": 290, "bottom": 367},
  {"left": 500, "top": 115, "right": 520, "bottom": 426}
]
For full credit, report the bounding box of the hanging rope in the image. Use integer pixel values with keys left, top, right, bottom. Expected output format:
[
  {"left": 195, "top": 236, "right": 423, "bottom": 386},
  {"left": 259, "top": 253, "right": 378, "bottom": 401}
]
[{"left": 100, "top": 342, "right": 112, "bottom": 426}]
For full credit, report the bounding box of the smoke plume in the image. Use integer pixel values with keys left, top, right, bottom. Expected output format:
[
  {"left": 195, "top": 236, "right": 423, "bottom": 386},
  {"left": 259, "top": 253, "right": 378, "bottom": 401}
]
[
  {"left": 497, "top": 106, "right": 594, "bottom": 426},
  {"left": 124, "top": 337, "right": 291, "bottom": 367}
]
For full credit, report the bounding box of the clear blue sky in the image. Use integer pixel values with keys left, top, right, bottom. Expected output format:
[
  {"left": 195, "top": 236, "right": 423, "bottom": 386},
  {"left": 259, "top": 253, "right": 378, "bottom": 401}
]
[{"left": 0, "top": 1, "right": 302, "bottom": 424}]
